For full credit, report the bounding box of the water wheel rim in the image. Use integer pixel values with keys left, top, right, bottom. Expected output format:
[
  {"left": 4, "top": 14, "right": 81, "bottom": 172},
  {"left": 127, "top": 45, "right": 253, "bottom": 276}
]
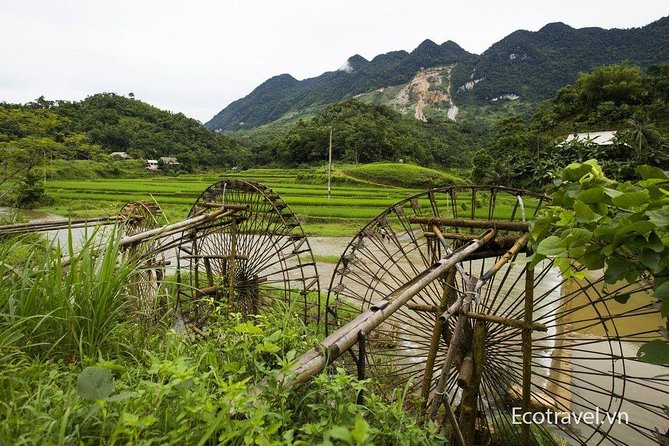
[
  {"left": 176, "top": 179, "right": 320, "bottom": 326},
  {"left": 325, "top": 185, "right": 666, "bottom": 445}
]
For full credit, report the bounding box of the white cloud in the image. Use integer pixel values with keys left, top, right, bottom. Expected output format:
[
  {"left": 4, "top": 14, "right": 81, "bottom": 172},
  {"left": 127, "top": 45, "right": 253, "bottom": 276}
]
[{"left": 0, "top": 0, "right": 666, "bottom": 122}]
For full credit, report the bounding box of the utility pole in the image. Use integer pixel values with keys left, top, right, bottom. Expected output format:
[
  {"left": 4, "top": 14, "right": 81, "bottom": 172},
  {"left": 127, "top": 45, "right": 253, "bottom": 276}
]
[{"left": 328, "top": 126, "right": 333, "bottom": 200}]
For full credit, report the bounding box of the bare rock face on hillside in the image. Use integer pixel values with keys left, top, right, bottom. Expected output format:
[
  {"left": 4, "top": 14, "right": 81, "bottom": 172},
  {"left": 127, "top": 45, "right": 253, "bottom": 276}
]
[{"left": 390, "top": 65, "right": 458, "bottom": 122}]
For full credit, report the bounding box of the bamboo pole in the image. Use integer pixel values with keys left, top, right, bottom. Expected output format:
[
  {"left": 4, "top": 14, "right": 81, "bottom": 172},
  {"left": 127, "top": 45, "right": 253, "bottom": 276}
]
[
  {"left": 521, "top": 266, "right": 534, "bottom": 446},
  {"left": 279, "top": 228, "right": 497, "bottom": 387},
  {"left": 0, "top": 217, "right": 120, "bottom": 235},
  {"left": 419, "top": 268, "right": 456, "bottom": 410},
  {"left": 458, "top": 322, "right": 486, "bottom": 445},
  {"left": 410, "top": 216, "right": 529, "bottom": 232},
  {"left": 61, "top": 208, "right": 238, "bottom": 267}
]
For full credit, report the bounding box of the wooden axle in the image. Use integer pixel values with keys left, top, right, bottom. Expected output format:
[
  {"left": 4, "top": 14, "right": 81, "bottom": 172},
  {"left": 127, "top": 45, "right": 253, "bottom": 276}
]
[
  {"left": 405, "top": 304, "right": 547, "bottom": 332},
  {"left": 199, "top": 202, "right": 251, "bottom": 210},
  {"left": 466, "top": 311, "right": 547, "bottom": 332},
  {"left": 181, "top": 254, "right": 250, "bottom": 261},
  {"left": 410, "top": 216, "right": 529, "bottom": 232}
]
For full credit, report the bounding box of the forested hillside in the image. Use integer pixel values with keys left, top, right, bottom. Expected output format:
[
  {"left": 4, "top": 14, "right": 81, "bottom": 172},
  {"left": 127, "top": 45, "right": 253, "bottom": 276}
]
[
  {"left": 0, "top": 94, "right": 248, "bottom": 170},
  {"left": 252, "top": 99, "right": 477, "bottom": 167},
  {"left": 471, "top": 63, "right": 669, "bottom": 188},
  {"left": 452, "top": 16, "right": 669, "bottom": 103},
  {"left": 207, "top": 40, "right": 475, "bottom": 131}
]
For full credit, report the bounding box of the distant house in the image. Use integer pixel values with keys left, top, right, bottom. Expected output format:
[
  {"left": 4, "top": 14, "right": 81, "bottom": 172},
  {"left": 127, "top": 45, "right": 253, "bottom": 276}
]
[
  {"left": 159, "top": 156, "right": 179, "bottom": 165},
  {"left": 145, "top": 159, "right": 159, "bottom": 170},
  {"left": 563, "top": 131, "right": 618, "bottom": 146},
  {"left": 110, "top": 151, "right": 132, "bottom": 159}
]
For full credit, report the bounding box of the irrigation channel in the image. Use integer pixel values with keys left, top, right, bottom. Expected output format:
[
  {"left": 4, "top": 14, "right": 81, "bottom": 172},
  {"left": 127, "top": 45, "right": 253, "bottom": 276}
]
[{"left": 1, "top": 181, "right": 668, "bottom": 446}]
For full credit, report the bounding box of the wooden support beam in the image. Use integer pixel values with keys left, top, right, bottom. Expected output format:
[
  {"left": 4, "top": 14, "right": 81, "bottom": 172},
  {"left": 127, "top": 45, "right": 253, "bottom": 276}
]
[
  {"left": 521, "top": 266, "right": 534, "bottom": 446},
  {"left": 199, "top": 202, "right": 250, "bottom": 210},
  {"left": 466, "top": 311, "right": 547, "bottom": 332},
  {"left": 410, "top": 216, "right": 529, "bottom": 232}
]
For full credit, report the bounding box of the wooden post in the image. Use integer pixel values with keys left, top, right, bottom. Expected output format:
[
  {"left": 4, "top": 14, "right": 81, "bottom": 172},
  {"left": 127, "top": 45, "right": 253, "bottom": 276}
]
[
  {"left": 357, "top": 331, "right": 366, "bottom": 405},
  {"left": 521, "top": 265, "right": 534, "bottom": 446},
  {"left": 328, "top": 127, "right": 333, "bottom": 200},
  {"left": 420, "top": 268, "right": 456, "bottom": 410},
  {"left": 458, "top": 322, "right": 486, "bottom": 445},
  {"left": 228, "top": 217, "right": 237, "bottom": 303},
  {"left": 204, "top": 257, "right": 214, "bottom": 288}
]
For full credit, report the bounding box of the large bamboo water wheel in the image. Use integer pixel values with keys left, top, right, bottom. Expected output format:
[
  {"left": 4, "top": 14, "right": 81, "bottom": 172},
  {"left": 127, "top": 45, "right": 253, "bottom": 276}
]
[
  {"left": 175, "top": 180, "right": 320, "bottom": 327},
  {"left": 324, "top": 185, "right": 668, "bottom": 446},
  {"left": 119, "top": 200, "right": 169, "bottom": 318}
]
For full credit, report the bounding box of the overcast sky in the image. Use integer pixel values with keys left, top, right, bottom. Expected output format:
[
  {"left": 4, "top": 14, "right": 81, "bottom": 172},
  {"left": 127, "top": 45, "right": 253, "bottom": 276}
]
[{"left": 1, "top": 0, "right": 667, "bottom": 122}]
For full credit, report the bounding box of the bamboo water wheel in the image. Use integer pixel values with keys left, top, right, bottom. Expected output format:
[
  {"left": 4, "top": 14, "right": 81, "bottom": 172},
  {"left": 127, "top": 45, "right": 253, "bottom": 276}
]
[
  {"left": 175, "top": 180, "right": 320, "bottom": 327},
  {"left": 119, "top": 200, "right": 169, "bottom": 318},
  {"left": 324, "top": 185, "right": 668, "bottom": 446}
]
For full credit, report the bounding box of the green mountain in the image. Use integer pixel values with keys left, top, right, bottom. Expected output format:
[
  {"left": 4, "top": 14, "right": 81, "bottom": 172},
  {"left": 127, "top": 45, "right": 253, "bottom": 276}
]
[
  {"left": 206, "top": 40, "right": 476, "bottom": 131},
  {"left": 206, "top": 16, "right": 669, "bottom": 132},
  {"left": 0, "top": 93, "right": 248, "bottom": 169}
]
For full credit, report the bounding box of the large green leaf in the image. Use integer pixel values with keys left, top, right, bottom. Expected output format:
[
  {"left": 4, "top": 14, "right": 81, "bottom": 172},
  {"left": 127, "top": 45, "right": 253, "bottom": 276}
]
[
  {"left": 611, "top": 190, "right": 650, "bottom": 209},
  {"left": 573, "top": 200, "right": 599, "bottom": 223},
  {"left": 646, "top": 209, "right": 669, "bottom": 227},
  {"left": 536, "top": 236, "right": 566, "bottom": 256},
  {"left": 637, "top": 340, "right": 669, "bottom": 365},
  {"left": 636, "top": 166, "right": 669, "bottom": 180},
  {"left": 604, "top": 258, "right": 631, "bottom": 283},
  {"left": 77, "top": 366, "right": 115, "bottom": 401}
]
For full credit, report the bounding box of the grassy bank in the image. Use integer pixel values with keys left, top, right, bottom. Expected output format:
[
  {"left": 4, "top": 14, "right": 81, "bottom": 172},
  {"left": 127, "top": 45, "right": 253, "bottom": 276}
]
[{"left": 0, "top": 232, "right": 441, "bottom": 445}]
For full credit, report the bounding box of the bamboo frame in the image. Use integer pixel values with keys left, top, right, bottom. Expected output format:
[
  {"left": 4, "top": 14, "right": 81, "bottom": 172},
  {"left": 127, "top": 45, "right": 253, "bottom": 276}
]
[
  {"left": 281, "top": 229, "right": 497, "bottom": 387},
  {"left": 409, "top": 216, "right": 529, "bottom": 232}
]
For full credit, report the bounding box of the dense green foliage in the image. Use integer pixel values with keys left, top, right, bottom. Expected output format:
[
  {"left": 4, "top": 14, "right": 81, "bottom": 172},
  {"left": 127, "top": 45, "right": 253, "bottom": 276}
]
[
  {"left": 476, "top": 64, "right": 669, "bottom": 189},
  {"left": 530, "top": 160, "right": 669, "bottom": 364},
  {"left": 0, "top": 93, "right": 251, "bottom": 207},
  {"left": 262, "top": 99, "right": 474, "bottom": 167},
  {"left": 0, "top": 232, "right": 443, "bottom": 445},
  {"left": 0, "top": 93, "right": 248, "bottom": 169}
]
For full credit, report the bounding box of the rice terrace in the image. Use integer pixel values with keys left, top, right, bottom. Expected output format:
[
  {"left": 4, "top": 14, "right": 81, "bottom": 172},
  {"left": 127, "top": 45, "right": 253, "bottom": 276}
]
[{"left": 2, "top": 4, "right": 669, "bottom": 445}]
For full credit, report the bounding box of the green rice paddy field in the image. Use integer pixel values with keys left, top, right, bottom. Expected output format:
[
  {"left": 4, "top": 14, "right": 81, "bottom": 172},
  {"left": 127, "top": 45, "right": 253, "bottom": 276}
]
[
  {"left": 39, "top": 164, "right": 535, "bottom": 237},
  {"left": 42, "top": 168, "right": 423, "bottom": 236}
]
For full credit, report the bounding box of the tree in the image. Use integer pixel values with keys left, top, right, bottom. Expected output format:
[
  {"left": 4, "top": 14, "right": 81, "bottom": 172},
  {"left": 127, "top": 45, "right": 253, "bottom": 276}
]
[
  {"left": 531, "top": 160, "right": 669, "bottom": 364},
  {"left": 14, "top": 171, "right": 46, "bottom": 208},
  {"left": 576, "top": 64, "right": 644, "bottom": 107},
  {"left": 470, "top": 149, "right": 494, "bottom": 184}
]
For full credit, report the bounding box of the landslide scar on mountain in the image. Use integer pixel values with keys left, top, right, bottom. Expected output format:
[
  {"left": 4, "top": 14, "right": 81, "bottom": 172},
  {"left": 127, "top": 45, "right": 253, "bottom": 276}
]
[{"left": 390, "top": 65, "right": 457, "bottom": 122}]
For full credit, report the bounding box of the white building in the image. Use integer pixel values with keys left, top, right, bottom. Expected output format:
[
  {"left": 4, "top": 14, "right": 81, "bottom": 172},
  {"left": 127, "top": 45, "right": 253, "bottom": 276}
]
[
  {"left": 145, "top": 159, "right": 159, "bottom": 170},
  {"left": 563, "top": 131, "right": 618, "bottom": 146}
]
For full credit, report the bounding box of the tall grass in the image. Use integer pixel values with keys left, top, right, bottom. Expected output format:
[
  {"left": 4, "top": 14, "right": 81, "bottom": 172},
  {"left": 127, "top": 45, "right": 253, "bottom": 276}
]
[{"left": 0, "top": 228, "right": 138, "bottom": 361}]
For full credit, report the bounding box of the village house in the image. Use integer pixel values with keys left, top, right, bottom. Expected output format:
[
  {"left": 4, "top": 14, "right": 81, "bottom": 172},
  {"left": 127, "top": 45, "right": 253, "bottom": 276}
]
[
  {"left": 563, "top": 130, "right": 618, "bottom": 146},
  {"left": 110, "top": 151, "right": 132, "bottom": 159},
  {"left": 145, "top": 159, "right": 159, "bottom": 170}
]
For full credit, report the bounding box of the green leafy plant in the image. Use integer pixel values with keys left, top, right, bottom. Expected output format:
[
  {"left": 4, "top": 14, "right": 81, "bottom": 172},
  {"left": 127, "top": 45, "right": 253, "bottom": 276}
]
[{"left": 530, "top": 160, "right": 669, "bottom": 363}]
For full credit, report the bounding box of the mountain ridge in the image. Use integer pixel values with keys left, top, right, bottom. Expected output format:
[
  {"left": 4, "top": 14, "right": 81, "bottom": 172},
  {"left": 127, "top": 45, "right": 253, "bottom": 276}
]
[{"left": 206, "top": 16, "right": 669, "bottom": 131}]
